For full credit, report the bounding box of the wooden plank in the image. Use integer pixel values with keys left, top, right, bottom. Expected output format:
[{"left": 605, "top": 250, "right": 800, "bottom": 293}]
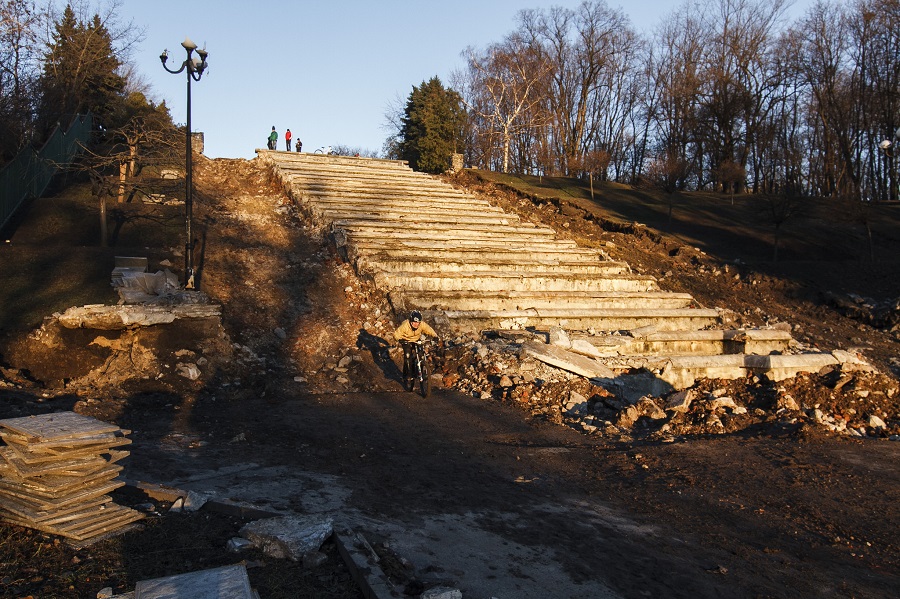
[
  {"left": 56, "top": 505, "right": 144, "bottom": 540},
  {"left": 0, "top": 495, "right": 111, "bottom": 524},
  {"left": 0, "top": 447, "right": 107, "bottom": 477},
  {"left": 135, "top": 564, "right": 254, "bottom": 599},
  {"left": 0, "top": 411, "right": 139, "bottom": 544},
  {"left": 1, "top": 437, "right": 131, "bottom": 465},
  {"left": 0, "top": 478, "right": 122, "bottom": 511},
  {"left": 0, "top": 431, "right": 131, "bottom": 454},
  {"left": 1, "top": 506, "right": 142, "bottom": 541},
  {"left": 0, "top": 412, "right": 121, "bottom": 442},
  {"left": 0, "top": 463, "right": 122, "bottom": 493}
]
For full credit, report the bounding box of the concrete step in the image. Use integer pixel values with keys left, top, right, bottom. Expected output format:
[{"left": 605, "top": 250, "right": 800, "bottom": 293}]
[
  {"left": 334, "top": 220, "right": 557, "bottom": 239},
  {"left": 310, "top": 205, "right": 518, "bottom": 226},
  {"left": 660, "top": 352, "right": 839, "bottom": 389},
  {"left": 264, "top": 150, "right": 413, "bottom": 172},
  {"left": 288, "top": 175, "right": 469, "bottom": 196},
  {"left": 360, "top": 255, "right": 631, "bottom": 276},
  {"left": 349, "top": 244, "right": 609, "bottom": 263},
  {"left": 333, "top": 212, "right": 521, "bottom": 228},
  {"left": 292, "top": 187, "right": 487, "bottom": 210},
  {"left": 572, "top": 329, "right": 794, "bottom": 357},
  {"left": 390, "top": 290, "right": 694, "bottom": 311},
  {"left": 335, "top": 228, "right": 576, "bottom": 249},
  {"left": 375, "top": 271, "right": 662, "bottom": 293},
  {"left": 428, "top": 308, "right": 720, "bottom": 332}
]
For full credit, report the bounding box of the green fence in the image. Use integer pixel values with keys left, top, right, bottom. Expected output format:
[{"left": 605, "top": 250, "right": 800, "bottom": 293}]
[{"left": 0, "top": 114, "right": 93, "bottom": 231}]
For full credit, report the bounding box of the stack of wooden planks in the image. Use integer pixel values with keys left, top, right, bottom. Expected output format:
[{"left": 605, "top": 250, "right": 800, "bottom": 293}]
[{"left": 0, "top": 411, "right": 144, "bottom": 546}]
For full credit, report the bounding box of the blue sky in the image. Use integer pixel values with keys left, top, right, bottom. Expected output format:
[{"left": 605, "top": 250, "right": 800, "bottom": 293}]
[{"left": 117, "top": 0, "right": 815, "bottom": 160}]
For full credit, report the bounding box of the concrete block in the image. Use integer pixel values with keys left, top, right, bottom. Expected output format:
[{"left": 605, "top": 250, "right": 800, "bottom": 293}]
[{"left": 239, "top": 515, "right": 333, "bottom": 561}]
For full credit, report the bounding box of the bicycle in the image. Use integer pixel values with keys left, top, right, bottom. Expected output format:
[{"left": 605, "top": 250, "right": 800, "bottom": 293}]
[
  {"left": 402, "top": 338, "right": 433, "bottom": 398},
  {"left": 313, "top": 145, "right": 335, "bottom": 155}
]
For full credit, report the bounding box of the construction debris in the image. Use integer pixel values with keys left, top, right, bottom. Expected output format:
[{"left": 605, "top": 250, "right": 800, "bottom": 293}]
[
  {"left": 133, "top": 563, "right": 255, "bottom": 599},
  {"left": 0, "top": 411, "right": 143, "bottom": 546}
]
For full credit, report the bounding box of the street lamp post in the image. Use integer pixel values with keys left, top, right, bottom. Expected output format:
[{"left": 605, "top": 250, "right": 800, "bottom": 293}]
[
  {"left": 160, "top": 38, "right": 208, "bottom": 289},
  {"left": 878, "top": 127, "right": 900, "bottom": 202}
]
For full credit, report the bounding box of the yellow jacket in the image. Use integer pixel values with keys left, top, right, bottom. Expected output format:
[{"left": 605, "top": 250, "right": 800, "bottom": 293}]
[{"left": 394, "top": 319, "right": 437, "bottom": 343}]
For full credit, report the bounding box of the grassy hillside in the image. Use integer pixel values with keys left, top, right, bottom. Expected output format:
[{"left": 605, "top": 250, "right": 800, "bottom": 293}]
[
  {"left": 473, "top": 170, "right": 900, "bottom": 261},
  {"left": 469, "top": 169, "right": 900, "bottom": 299}
]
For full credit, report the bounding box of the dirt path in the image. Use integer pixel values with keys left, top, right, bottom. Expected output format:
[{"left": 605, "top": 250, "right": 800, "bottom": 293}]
[{"left": 116, "top": 383, "right": 898, "bottom": 598}]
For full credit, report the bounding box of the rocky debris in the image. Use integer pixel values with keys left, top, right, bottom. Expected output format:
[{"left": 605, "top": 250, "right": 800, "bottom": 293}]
[
  {"left": 436, "top": 331, "right": 900, "bottom": 442},
  {"left": 169, "top": 490, "right": 213, "bottom": 512},
  {"left": 822, "top": 291, "right": 900, "bottom": 333},
  {"left": 239, "top": 515, "right": 334, "bottom": 562}
]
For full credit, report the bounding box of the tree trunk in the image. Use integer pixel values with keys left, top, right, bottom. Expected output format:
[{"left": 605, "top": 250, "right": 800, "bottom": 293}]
[
  {"left": 128, "top": 144, "right": 137, "bottom": 178},
  {"left": 866, "top": 220, "right": 875, "bottom": 263},
  {"left": 99, "top": 194, "right": 108, "bottom": 248},
  {"left": 117, "top": 161, "right": 127, "bottom": 204},
  {"left": 773, "top": 224, "right": 781, "bottom": 262}
]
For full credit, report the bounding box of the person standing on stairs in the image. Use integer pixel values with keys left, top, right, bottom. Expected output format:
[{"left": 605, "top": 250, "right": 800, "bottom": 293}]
[
  {"left": 285, "top": 128, "right": 292, "bottom": 151},
  {"left": 268, "top": 126, "right": 277, "bottom": 150}
]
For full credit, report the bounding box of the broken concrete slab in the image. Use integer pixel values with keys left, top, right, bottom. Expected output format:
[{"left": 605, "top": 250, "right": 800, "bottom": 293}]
[
  {"left": 334, "top": 527, "right": 404, "bottom": 599},
  {"left": 523, "top": 341, "right": 615, "bottom": 379},
  {"left": 570, "top": 338, "right": 603, "bottom": 359},
  {"left": 134, "top": 564, "right": 253, "bottom": 599},
  {"left": 744, "top": 353, "right": 839, "bottom": 381},
  {"left": 628, "top": 324, "right": 658, "bottom": 338},
  {"left": 831, "top": 349, "right": 876, "bottom": 372},
  {"left": 549, "top": 326, "right": 571, "bottom": 348},
  {"left": 422, "top": 587, "right": 463, "bottom": 599},
  {"left": 239, "top": 515, "right": 333, "bottom": 561},
  {"left": 57, "top": 303, "right": 221, "bottom": 330},
  {"left": 660, "top": 355, "right": 747, "bottom": 389}
]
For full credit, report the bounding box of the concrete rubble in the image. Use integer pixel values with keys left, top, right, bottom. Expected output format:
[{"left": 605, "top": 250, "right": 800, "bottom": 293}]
[
  {"left": 238, "top": 515, "right": 334, "bottom": 561},
  {"left": 57, "top": 302, "right": 220, "bottom": 330},
  {"left": 437, "top": 331, "right": 899, "bottom": 442}
]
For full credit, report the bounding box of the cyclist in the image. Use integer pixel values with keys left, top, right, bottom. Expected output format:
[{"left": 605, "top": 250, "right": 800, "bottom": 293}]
[{"left": 394, "top": 310, "right": 439, "bottom": 389}]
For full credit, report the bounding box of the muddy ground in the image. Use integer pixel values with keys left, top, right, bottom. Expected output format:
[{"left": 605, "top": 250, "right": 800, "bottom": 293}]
[{"left": 0, "top": 155, "right": 897, "bottom": 598}]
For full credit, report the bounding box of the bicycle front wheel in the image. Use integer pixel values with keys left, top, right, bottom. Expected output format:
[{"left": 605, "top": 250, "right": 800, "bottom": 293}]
[{"left": 419, "top": 359, "right": 431, "bottom": 398}]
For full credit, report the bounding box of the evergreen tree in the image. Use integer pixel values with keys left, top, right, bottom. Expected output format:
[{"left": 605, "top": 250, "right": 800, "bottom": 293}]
[
  {"left": 399, "top": 77, "right": 466, "bottom": 173},
  {"left": 37, "top": 4, "right": 125, "bottom": 137}
]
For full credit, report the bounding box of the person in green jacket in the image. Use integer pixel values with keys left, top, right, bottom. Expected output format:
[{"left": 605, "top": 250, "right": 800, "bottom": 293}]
[{"left": 267, "top": 126, "right": 277, "bottom": 150}]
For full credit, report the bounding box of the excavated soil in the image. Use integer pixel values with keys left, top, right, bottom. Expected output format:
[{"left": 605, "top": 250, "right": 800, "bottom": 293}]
[{"left": 0, "top": 156, "right": 897, "bottom": 598}]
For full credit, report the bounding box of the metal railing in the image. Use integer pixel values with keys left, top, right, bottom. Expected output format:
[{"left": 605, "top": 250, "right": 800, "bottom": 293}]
[{"left": 0, "top": 114, "right": 93, "bottom": 231}]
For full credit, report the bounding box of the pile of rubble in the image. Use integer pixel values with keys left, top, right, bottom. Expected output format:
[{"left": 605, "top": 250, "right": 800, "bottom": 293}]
[
  {"left": 436, "top": 330, "right": 900, "bottom": 443},
  {"left": 822, "top": 291, "right": 900, "bottom": 334}
]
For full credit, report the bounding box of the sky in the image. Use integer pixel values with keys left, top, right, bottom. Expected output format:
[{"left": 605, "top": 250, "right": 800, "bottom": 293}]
[{"left": 116, "top": 0, "right": 816, "bottom": 160}]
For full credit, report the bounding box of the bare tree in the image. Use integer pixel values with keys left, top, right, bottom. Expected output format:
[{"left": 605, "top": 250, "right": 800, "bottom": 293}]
[
  {"left": 758, "top": 190, "right": 807, "bottom": 261},
  {"left": 0, "top": 0, "right": 43, "bottom": 161},
  {"left": 460, "top": 35, "right": 551, "bottom": 173}
]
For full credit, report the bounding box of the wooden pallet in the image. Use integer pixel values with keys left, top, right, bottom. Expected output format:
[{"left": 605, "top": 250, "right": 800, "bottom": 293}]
[{"left": 0, "top": 412, "right": 143, "bottom": 544}]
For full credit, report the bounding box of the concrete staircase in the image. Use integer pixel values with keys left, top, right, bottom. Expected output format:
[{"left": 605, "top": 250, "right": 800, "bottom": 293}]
[{"left": 260, "top": 150, "right": 845, "bottom": 390}]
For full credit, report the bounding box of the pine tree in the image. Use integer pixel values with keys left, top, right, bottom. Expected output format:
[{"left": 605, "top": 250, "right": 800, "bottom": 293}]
[
  {"left": 37, "top": 4, "right": 125, "bottom": 137},
  {"left": 399, "top": 77, "right": 466, "bottom": 173}
]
